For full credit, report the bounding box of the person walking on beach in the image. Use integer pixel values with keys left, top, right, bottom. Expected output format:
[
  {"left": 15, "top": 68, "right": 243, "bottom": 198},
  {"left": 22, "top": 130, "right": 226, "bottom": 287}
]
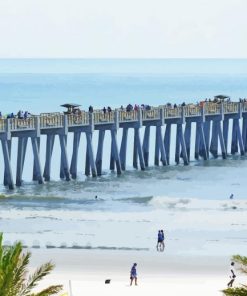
[
  {"left": 160, "top": 229, "right": 165, "bottom": 251},
  {"left": 130, "top": 263, "right": 138, "bottom": 286},
  {"left": 229, "top": 193, "right": 234, "bottom": 199},
  {"left": 227, "top": 262, "right": 236, "bottom": 287},
  {"left": 156, "top": 230, "right": 163, "bottom": 251}
]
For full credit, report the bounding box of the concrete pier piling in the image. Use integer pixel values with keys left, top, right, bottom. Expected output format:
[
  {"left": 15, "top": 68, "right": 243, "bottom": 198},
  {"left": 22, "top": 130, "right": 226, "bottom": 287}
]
[
  {"left": 95, "top": 130, "right": 105, "bottom": 176},
  {"left": 70, "top": 132, "right": 81, "bottom": 179},
  {"left": 142, "top": 126, "right": 150, "bottom": 167},
  {"left": 120, "top": 127, "right": 128, "bottom": 170},
  {"left": 0, "top": 101, "right": 246, "bottom": 189}
]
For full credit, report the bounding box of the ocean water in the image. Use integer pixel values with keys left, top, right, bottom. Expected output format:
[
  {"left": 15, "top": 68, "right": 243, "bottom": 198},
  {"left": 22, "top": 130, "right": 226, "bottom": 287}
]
[{"left": 0, "top": 59, "right": 247, "bottom": 256}]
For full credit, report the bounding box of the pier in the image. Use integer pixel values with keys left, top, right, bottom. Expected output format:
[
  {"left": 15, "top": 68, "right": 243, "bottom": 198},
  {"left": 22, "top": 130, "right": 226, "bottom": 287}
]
[{"left": 0, "top": 101, "right": 247, "bottom": 189}]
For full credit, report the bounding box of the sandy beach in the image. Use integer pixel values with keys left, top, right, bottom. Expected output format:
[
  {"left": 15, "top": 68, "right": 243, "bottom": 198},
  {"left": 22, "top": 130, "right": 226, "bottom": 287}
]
[{"left": 27, "top": 249, "right": 243, "bottom": 296}]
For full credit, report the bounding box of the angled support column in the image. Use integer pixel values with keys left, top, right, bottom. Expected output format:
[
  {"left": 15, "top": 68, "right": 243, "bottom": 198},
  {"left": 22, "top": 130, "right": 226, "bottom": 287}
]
[
  {"left": 217, "top": 121, "right": 226, "bottom": 159},
  {"left": 43, "top": 134, "right": 55, "bottom": 181},
  {"left": 235, "top": 119, "right": 244, "bottom": 155},
  {"left": 155, "top": 126, "right": 160, "bottom": 166},
  {"left": 21, "top": 137, "right": 28, "bottom": 176},
  {"left": 120, "top": 128, "right": 128, "bottom": 171},
  {"left": 135, "top": 128, "right": 145, "bottom": 170},
  {"left": 133, "top": 129, "right": 138, "bottom": 169},
  {"left": 33, "top": 116, "right": 41, "bottom": 181},
  {"left": 175, "top": 125, "right": 180, "bottom": 164},
  {"left": 210, "top": 121, "right": 218, "bottom": 158},
  {"left": 31, "top": 137, "right": 44, "bottom": 184},
  {"left": 198, "top": 122, "right": 208, "bottom": 160},
  {"left": 4, "top": 139, "right": 12, "bottom": 186},
  {"left": 110, "top": 137, "right": 115, "bottom": 171},
  {"left": 194, "top": 123, "right": 200, "bottom": 160},
  {"left": 60, "top": 135, "right": 67, "bottom": 179},
  {"left": 164, "top": 123, "right": 171, "bottom": 165},
  {"left": 184, "top": 122, "right": 191, "bottom": 162},
  {"left": 59, "top": 134, "right": 71, "bottom": 181},
  {"left": 177, "top": 124, "right": 188, "bottom": 165},
  {"left": 110, "top": 129, "right": 122, "bottom": 175},
  {"left": 142, "top": 126, "right": 150, "bottom": 167},
  {"left": 157, "top": 126, "right": 167, "bottom": 166},
  {"left": 85, "top": 142, "right": 90, "bottom": 176},
  {"left": 96, "top": 130, "right": 105, "bottom": 176},
  {"left": 86, "top": 132, "right": 97, "bottom": 177},
  {"left": 16, "top": 137, "right": 26, "bottom": 186},
  {"left": 70, "top": 132, "right": 81, "bottom": 179},
  {"left": 223, "top": 119, "right": 229, "bottom": 155},
  {"left": 203, "top": 121, "right": 210, "bottom": 157},
  {"left": 1, "top": 139, "right": 14, "bottom": 189},
  {"left": 231, "top": 119, "right": 238, "bottom": 155},
  {"left": 32, "top": 137, "right": 40, "bottom": 181},
  {"left": 60, "top": 115, "right": 69, "bottom": 179},
  {"left": 242, "top": 118, "right": 247, "bottom": 152}
]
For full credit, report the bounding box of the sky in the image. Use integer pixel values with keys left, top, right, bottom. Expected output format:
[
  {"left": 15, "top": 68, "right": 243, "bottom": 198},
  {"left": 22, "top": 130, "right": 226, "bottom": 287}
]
[{"left": 0, "top": 0, "right": 246, "bottom": 58}]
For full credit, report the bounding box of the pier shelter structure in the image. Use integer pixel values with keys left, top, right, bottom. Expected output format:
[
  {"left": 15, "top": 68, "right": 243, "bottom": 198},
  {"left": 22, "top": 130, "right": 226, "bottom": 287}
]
[{"left": 0, "top": 101, "right": 247, "bottom": 189}]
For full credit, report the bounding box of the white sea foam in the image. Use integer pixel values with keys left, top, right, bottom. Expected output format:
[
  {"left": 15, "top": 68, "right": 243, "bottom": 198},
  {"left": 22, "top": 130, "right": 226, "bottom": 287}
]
[{"left": 149, "top": 195, "right": 247, "bottom": 211}]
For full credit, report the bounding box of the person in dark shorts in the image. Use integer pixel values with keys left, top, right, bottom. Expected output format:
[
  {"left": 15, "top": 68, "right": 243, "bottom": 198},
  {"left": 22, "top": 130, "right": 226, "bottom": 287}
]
[
  {"left": 160, "top": 229, "right": 165, "bottom": 251},
  {"left": 227, "top": 262, "right": 236, "bottom": 287},
  {"left": 156, "top": 230, "right": 163, "bottom": 251},
  {"left": 130, "top": 263, "right": 137, "bottom": 286}
]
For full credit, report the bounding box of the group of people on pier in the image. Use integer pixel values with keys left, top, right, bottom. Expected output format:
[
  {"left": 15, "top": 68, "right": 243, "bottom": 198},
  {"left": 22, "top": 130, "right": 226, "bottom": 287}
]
[
  {"left": 2, "top": 96, "right": 247, "bottom": 122},
  {"left": 0, "top": 110, "right": 31, "bottom": 119}
]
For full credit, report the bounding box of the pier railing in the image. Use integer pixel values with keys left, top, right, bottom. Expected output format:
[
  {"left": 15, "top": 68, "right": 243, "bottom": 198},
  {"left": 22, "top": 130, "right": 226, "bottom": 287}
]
[
  {"left": 2, "top": 102, "right": 247, "bottom": 132},
  {"left": 142, "top": 108, "right": 160, "bottom": 120},
  {"left": 67, "top": 112, "right": 89, "bottom": 126},
  {"left": 223, "top": 102, "right": 239, "bottom": 114},
  {"left": 183, "top": 105, "right": 201, "bottom": 117},
  {"left": 9, "top": 117, "right": 35, "bottom": 131},
  {"left": 40, "top": 113, "right": 63, "bottom": 128},
  {"left": 242, "top": 102, "right": 247, "bottom": 112},
  {"left": 94, "top": 111, "right": 115, "bottom": 124},
  {"left": 119, "top": 110, "right": 138, "bottom": 122},
  {"left": 0, "top": 119, "right": 5, "bottom": 132},
  {"left": 163, "top": 106, "right": 182, "bottom": 118},
  {"left": 204, "top": 103, "right": 221, "bottom": 115}
]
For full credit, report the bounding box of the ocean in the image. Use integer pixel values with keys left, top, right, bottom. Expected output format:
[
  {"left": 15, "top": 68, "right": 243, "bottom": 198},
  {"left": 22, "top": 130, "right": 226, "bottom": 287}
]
[{"left": 0, "top": 59, "right": 246, "bottom": 256}]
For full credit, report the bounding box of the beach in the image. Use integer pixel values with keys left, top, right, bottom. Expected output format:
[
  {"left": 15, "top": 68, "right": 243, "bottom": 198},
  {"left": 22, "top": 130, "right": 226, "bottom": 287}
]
[
  {"left": 28, "top": 249, "right": 242, "bottom": 296},
  {"left": 0, "top": 59, "right": 247, "bottom": 295}
]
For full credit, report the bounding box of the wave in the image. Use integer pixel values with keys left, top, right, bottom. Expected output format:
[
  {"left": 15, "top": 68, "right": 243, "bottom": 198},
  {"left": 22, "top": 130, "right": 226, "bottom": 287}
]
[
  {"left": 1, "top": 191, "right": 247, "bottom": 212},
  {"left": 116, "top": 196, "right": 153, "bottom": 203},
  {"left": 148, "top": 195, "right": 247, "bottom": 211}
]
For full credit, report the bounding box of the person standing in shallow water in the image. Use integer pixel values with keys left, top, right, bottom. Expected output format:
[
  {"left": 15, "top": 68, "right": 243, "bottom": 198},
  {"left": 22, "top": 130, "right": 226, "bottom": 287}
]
[{"left": 130, "top": 263, "right": 137, "bottom": 286}]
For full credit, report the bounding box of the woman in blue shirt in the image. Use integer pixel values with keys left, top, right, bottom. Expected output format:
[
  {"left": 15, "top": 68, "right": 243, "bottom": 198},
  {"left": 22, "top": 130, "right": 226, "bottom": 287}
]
[{"left": 130, "top": 263, "right": 138, "bottom": 286}]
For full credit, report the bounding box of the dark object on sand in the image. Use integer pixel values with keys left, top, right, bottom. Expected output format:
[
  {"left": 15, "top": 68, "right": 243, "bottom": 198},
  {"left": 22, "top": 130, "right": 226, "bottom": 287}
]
[{"left": 105, "top": 279, "right": 111, "bottom": 284}]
